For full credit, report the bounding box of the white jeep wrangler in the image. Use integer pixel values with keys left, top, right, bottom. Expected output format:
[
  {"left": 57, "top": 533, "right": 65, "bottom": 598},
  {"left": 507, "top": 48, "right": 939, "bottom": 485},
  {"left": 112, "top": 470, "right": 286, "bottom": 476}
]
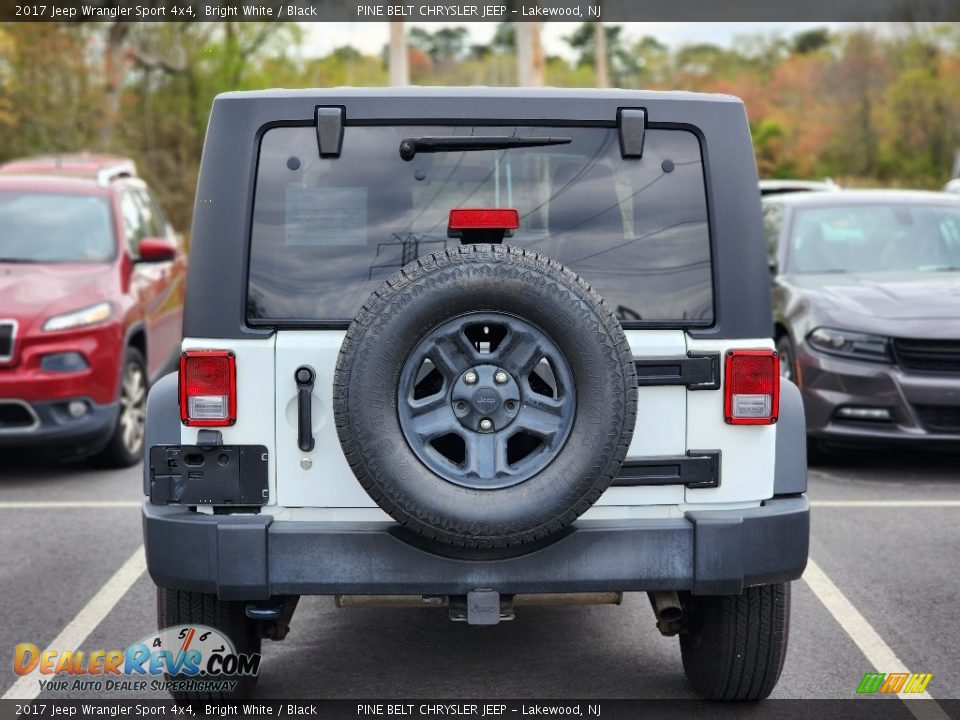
[{"left": 142, "top": 88, "right": 809, "bottom": 700}]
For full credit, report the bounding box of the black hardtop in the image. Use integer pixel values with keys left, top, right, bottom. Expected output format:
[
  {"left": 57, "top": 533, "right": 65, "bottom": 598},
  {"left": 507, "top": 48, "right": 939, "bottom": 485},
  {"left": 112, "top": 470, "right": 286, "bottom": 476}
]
[{"left": 186, "top": 87, "right": 771, "bottom": 340}]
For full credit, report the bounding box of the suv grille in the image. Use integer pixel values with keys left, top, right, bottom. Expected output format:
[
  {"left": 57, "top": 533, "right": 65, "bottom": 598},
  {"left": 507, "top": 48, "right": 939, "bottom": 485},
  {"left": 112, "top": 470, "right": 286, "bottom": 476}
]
[
  {"left": 0, "top": 401, "right": 39, "bottom": 431},
  {"left": 914, "top": 405, "right": 960, "bottom": 434},
  {"left": 892, "top": 338, "right": 960, "bottom": 373},
  {"left": 0, "top": 321, "right": 15, "bottom": 362}
]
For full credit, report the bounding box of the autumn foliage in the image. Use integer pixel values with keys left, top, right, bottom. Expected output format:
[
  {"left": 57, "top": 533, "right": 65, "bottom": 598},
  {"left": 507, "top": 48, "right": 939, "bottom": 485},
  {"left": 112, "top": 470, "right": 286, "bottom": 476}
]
[{"left": 1, "top": 22, "right": 957, "bottom": 233}]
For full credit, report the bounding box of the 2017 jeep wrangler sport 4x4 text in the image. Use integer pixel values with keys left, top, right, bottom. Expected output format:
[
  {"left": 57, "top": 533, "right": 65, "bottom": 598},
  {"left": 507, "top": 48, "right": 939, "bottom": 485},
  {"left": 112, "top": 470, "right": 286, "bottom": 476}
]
[{"left": 142, "top": 88, "right": 809, "bottom": 701}]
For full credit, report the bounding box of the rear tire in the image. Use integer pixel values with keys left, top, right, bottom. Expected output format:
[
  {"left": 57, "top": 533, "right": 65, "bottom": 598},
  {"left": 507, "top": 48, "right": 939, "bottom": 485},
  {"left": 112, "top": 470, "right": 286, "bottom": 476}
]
[
  {"left": 680, "top": 583, "right": 791, "bottom": 700},
  {"left": 156, "top": 587, "right": 261, "bottom": 700}
]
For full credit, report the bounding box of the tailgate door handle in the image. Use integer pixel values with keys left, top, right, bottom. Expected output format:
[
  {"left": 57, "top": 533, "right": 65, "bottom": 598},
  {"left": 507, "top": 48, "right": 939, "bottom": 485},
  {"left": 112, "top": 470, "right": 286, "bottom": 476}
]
[{"left": 295, "top": 367, "right": 315, "bottom": 452}]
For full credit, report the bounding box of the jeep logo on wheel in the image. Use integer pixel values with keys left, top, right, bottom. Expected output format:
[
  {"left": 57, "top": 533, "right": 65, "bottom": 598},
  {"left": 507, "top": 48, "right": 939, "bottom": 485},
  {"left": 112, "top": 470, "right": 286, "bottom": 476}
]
[{"left": 472, "top": 388, "right": 501, "bottom": 412}]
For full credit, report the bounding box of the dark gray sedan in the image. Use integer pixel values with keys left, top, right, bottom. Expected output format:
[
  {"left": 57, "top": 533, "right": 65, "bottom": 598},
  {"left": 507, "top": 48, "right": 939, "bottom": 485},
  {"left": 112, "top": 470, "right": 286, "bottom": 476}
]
[{"left": 764, "top": 190, "right": 960, "bottom": 449}]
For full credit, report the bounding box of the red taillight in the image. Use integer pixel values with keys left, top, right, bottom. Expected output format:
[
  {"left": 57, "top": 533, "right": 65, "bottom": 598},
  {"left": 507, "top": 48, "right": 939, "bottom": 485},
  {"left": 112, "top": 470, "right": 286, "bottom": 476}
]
[
  {"left": 179, "top": 350, "right": 236, "bottom": 426},
  {"left": 724, "top": 350, "right": 780, "bottom": 425},
  {"left": 448, "top": 208, "right": 520, "bottom": 232}
]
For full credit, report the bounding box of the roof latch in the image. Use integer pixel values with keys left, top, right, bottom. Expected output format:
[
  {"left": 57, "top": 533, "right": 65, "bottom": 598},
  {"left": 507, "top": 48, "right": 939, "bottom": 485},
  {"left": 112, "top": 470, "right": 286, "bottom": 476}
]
[
  {"left": 618, "top": 108, "right": 646, "bottom": 159},
  {"left": 316, "top": 106, "right": 344, "bottom": 158}
]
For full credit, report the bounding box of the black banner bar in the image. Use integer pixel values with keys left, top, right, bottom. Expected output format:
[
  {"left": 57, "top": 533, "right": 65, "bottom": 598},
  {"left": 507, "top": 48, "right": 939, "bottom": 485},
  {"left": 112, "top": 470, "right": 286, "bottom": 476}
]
[
  {"left": 1, "top": 700, "right": 959, "bottom": 720},
  {"left": 3, "top": 0, "right": 960, "bottom": 22}
]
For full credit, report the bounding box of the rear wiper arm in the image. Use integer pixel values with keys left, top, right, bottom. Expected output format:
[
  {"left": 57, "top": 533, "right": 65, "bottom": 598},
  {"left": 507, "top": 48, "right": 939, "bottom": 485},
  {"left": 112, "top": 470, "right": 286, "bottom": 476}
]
[{"left": 399, "top": 136, "right": 571, "bottom": 161}]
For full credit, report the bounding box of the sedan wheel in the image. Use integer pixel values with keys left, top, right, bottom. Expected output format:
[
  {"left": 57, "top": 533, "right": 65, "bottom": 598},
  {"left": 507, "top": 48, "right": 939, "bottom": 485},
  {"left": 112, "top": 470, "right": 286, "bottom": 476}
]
[
  {"left": 776, "top": 336, "right": 797, "bottom": 384},
  {"left": 94, "top": 347, "right": 149, "bottom": 468},
  {"left": 119, "top": 362, "right": 147, "bottom": 455}
]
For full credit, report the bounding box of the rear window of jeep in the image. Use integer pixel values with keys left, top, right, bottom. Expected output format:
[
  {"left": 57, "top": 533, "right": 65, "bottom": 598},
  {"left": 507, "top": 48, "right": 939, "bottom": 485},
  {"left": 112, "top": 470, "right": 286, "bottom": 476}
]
[{"left": 247, "top": 124, "right": 712, "bottom": 326}]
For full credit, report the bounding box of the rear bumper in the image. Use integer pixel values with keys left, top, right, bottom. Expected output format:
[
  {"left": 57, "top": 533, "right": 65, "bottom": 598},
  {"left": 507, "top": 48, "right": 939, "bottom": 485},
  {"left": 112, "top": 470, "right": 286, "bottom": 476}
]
[{"left": 142, "top": 496, "right": 809, "bottom": 601}]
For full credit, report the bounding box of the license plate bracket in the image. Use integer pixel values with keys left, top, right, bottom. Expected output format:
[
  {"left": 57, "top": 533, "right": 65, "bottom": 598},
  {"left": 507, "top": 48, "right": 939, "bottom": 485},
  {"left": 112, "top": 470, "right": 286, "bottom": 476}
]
[{"left": 149, "top": 444, "right": 269, "bottom": 506}]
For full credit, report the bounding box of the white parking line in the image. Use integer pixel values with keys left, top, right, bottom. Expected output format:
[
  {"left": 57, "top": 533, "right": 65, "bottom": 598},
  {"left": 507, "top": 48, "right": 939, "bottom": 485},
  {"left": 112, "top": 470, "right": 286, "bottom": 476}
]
[
  {"left": 803, "top": 558, "right": 949, "bottom": 718},
  {"left": 1, "top": 546, "right": 147, "bottom": 700},
  {"left": 0, "top": 501, "right": 142, "bottom": 509},
  {"left": 811, "top": 500, "right": 960, "bottom": 508}
]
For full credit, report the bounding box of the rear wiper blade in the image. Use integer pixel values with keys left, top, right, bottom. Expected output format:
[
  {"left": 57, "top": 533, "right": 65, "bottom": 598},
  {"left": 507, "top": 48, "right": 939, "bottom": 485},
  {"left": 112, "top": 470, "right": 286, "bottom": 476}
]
[{"left": 399, "top": 136, "right": 571, "bottom": 161}]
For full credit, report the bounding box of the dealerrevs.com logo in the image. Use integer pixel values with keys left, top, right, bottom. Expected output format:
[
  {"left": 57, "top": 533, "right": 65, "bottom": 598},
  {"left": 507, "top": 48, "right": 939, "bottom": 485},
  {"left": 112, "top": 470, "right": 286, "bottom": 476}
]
[
  {"left": 856, "top": 672, "right": 933, "bottom": 695},
  {"left": 13, "top": 625, "right": 260, "bottom": 694}
]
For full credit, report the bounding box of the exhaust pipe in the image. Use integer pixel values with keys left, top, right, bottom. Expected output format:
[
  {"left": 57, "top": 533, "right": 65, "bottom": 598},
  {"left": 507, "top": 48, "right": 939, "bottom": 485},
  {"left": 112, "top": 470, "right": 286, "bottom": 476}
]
[
  {"left": 649, "top": 591, "right": 684, "bottom": 636},
  {"left": 650, "top": 591, "right": 683, "bottom": 622}
]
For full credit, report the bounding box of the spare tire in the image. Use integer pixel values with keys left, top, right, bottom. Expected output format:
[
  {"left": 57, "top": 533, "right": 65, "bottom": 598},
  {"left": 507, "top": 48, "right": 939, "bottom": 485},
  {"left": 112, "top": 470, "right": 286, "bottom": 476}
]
[{"left": 334, "top": 244, "right": 637, "bottom": 549}]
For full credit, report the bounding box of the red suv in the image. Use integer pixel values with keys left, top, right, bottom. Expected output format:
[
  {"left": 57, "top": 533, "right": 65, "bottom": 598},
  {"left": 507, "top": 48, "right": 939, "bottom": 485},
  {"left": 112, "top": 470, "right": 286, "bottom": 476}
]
[{"left": 0, "top": 154, "right": 186, "bottom": 466}]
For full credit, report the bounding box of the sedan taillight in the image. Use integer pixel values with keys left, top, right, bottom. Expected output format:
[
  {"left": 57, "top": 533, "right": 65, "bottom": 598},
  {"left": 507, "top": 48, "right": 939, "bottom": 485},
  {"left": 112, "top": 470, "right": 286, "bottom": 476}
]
[{"left": 179, "top": 350, "right": 236, "bottom": 426}]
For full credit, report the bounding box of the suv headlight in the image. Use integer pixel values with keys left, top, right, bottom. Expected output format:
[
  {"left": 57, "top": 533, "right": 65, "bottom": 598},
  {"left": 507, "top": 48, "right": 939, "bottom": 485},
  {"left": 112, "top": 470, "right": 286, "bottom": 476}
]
[
  {"left": 807, "top": 327, "right": 890, "bottom": 362},
  {"left": 43, "top": 302, "right": 113, "bottom": 332}
]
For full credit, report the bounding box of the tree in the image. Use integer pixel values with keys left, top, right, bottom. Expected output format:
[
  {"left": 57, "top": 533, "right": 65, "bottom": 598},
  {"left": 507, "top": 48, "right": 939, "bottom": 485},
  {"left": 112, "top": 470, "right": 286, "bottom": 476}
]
[
  {"left": 408, "top": 26, "right": 468, "bottom": 70},
  {"left": 751, "top": 118, "right": 799, "bottom": 178},
  {"left": 0, "top": 24, "right": 106, "bottom": 157},
  {"left": 821, "top": 29, "right": 888, "bottom": 178},
  {"left": 491, "top": 22, "right": 516, "bottom": 54},
  {"left": 792, "top": 28, "right": 831, "bottom": 55},
  {"left": 879, "top": 35, "right": 955, "bottom": 180},
  {"left": 102, "top": 22, "right": 130, "bottom": 145},
  {"left": 5, "top": 21, "right": 960, "bottom": 236},
  {"left": 632, "top": 36, "right": 669, "bottom": 85},
  {"left": 565, "top": 22, "right": 638, "bottom": 86},
  {"left": 388, "top": 22, "right": 409, "bottom": 86},
  {"left": 516, "top": 22, "right": 544, "bottom": 86},
  {"left": 674, "top": 43, "right": 745, "bottom": 78},
  {"left": 432, "top": 27, "right": 469, "bottom": 64},
  {"left": 594, "top": 22, "right": 608, "bottom": 88}
]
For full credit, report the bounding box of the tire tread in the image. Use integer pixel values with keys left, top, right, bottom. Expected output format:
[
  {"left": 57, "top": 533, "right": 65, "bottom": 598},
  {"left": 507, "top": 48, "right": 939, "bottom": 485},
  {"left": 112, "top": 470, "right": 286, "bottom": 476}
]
[
  {"left": 156, "top": 587, "right": 260, "bottom": 701},
  {"left": 680, "top": 583, "right": 791, "bottom": 700}
]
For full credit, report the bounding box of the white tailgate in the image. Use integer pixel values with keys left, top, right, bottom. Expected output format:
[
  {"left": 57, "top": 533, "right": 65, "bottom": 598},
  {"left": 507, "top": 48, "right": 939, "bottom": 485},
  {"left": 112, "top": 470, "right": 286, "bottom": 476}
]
[{"left": 239, "top": 328, "right": 777, "bottom": 513}]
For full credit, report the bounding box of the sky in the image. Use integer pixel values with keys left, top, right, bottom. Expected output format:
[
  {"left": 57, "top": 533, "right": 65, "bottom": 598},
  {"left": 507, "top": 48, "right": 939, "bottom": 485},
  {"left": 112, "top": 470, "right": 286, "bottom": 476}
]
[{"left": 302, "top": 22, "right": 856, "bottom": 59}]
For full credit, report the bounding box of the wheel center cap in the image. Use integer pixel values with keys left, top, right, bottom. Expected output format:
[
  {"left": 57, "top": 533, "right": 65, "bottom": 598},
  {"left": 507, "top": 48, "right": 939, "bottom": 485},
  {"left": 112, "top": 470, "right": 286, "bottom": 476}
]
[
  {"left": 472, "top": 387, "right": 502, "bottom": 413},
  {"left": 451, "top": 365, "right": 521, "bottom": 433}
]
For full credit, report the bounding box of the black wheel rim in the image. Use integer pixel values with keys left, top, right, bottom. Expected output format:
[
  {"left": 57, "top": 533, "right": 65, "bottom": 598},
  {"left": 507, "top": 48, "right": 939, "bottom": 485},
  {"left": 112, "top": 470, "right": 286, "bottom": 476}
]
[{"left": 397, "top": 312, "right": 576, "bottom": 490}]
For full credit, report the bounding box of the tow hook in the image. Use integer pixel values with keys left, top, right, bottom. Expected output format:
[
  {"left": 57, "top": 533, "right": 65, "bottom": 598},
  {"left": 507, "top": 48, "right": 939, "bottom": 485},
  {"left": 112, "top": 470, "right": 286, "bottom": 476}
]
[{"left": 649, "top": 591, "right": 685, "bottom": 636}]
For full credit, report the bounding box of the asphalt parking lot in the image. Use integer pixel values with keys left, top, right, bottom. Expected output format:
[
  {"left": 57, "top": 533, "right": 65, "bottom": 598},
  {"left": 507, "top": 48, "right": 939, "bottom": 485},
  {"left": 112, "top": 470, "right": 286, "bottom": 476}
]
[{"left": 1, "top": 450, "right": 958, "bottom": 704}]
